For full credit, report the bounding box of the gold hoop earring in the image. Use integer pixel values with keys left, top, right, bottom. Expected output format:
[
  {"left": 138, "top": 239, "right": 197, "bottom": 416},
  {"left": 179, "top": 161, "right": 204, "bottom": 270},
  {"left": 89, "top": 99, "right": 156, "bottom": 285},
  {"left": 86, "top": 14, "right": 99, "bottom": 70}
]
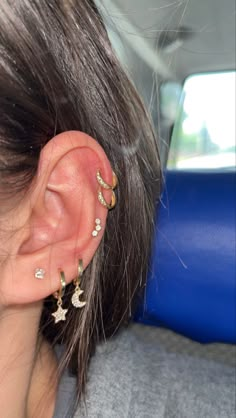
[
  {"left": 52, "top": 270, "right": 68, "bottom": 323},
  {"left": 71, "top": 259, "right": 87, "bottom": 308},
  {"left": 96, "top": 170, "right": 118, "bottom": 190},
  {"left": 96, "top": 170, "right": 117, "bottom": 210},
  {"left": 98, "top": 190, "right": 116, "bottom": 210}
]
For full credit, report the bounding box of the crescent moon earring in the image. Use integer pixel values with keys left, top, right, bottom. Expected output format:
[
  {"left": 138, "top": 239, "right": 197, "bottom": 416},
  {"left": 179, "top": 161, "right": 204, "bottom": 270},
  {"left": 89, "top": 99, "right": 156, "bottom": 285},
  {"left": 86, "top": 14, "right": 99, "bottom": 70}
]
[{"left": 71, "top": 259, "right": 87, "bottom": 309}]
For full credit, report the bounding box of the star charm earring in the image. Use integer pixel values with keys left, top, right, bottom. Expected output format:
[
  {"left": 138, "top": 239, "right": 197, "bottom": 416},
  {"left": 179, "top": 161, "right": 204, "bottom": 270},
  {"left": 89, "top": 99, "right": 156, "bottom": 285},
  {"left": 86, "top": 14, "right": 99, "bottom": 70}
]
[
  {"left": 52, "top": 304, "right": 68, "bottom": 323},
  {"left": 52, "top": 270, "right": 68, "bottom": 324}
]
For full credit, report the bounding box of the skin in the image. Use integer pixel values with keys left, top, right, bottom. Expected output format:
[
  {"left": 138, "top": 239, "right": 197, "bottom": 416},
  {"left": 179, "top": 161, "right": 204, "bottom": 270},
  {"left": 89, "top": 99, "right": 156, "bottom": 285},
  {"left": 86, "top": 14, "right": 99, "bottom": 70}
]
[{"left": 0, "top": 131, "right": 113, "bottom": 418}]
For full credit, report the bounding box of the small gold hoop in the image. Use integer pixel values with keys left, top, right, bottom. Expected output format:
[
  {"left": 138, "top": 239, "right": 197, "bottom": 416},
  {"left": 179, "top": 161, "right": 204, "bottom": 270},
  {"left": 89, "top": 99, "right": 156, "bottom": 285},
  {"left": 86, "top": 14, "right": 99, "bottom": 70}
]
[
  {"left": 112, "top": 171, "right": 118, "bottom": 189},
  {"left": 96, "top": 170, "right": 118, "bottom": 190},
  {"left": 78, "top": 259, "right": 83, "bottom": 277},
  {"left": 54, "top": 269, "right": 66, "bottom": 301},
  {"left": 96, "top": 169, "right": 117, "bottom": 210},
  {"left": 73, "top": 259, "right": 83, "bottom": 287},
  {"left": 98, "top": 190, "right": 116, "bottom": 210}
]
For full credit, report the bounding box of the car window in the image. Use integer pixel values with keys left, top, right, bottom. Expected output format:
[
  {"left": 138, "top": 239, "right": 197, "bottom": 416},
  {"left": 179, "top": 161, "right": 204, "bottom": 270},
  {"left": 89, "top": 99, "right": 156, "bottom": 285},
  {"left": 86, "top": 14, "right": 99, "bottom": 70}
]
[{"left": 167, "top": 72, "right": 236, "bottom": 170}]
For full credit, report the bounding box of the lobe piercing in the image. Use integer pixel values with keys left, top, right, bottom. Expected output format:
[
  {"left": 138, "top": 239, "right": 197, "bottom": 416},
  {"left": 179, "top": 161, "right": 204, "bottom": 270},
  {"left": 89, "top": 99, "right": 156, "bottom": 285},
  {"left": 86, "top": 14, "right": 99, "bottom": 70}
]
[
  {"left": 52, "top": 270, "right": 68, "bottom": 323},
  {"left": 35, "top": 268, "right": 46, "bottom": 279},
  {"left": 71, "top": 259, "right": 87, "bottom": 308}
]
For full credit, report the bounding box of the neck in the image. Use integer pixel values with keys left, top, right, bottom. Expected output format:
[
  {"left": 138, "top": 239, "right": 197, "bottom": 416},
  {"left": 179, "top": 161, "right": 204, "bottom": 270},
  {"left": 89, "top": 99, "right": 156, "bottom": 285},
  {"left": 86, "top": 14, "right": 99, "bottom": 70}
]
[{"left": 0, "top": 303, "right": 57, "bottom": 418}]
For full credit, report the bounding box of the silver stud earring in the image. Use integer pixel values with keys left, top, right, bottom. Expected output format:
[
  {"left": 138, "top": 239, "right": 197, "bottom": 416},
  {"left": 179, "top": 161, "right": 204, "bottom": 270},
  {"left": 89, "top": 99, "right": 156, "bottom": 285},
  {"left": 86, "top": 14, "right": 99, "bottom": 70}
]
[
  {"left": 92, "top": 218, "right": 102, "bottom": 237},
  {"left": 35, "top": 268, "right": 46, "bottom": 279}
]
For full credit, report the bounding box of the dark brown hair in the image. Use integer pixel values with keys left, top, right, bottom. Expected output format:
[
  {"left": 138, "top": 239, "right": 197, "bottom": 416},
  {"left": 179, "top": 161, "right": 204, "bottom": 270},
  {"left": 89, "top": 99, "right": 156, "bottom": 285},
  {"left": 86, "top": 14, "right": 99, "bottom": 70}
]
[{"left": 0, "top": 0, "right": 161, "bottom": 407}]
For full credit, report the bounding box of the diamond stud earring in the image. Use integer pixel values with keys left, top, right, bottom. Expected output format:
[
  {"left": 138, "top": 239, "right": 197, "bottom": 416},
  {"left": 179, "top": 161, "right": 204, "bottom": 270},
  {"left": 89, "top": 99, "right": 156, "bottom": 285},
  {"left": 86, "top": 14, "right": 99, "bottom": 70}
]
[
  {"left": 92, "top": 218, "right": 102, "bottom": 237},
  {"left": 35, "top": 268, "right": 46, "bottom": 279}
]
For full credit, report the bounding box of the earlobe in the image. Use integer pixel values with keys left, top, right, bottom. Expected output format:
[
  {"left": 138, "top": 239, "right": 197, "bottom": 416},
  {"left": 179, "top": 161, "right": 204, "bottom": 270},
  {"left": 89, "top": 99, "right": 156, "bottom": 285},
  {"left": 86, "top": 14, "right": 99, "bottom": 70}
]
[{"left": 0, "top": 131, "right": 114, "bottom": 306}]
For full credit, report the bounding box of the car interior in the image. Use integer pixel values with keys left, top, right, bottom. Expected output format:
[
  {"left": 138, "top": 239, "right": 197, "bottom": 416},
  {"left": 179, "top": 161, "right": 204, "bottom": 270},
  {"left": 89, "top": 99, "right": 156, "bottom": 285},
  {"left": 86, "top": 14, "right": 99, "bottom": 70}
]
[{"left": 98, "top": 0, "right": 236, "bottom": 359}]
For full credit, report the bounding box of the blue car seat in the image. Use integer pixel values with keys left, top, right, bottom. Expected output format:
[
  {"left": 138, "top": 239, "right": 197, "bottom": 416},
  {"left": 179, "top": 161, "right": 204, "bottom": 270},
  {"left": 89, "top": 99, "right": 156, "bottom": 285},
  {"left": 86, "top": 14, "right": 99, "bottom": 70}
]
[{"left": 135, "top": 170, "right": 236, "bottom": 343}]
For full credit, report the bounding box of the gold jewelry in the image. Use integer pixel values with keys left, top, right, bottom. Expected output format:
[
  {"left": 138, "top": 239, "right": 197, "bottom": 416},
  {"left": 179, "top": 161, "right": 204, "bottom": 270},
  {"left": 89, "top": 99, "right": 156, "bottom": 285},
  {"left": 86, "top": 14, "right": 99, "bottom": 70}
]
[
  {"left": 35, "top": 268, "right": 45, "bottom": 279},
  {"left": 52, "top": 270, "right": 68, "bottom": 323},
  {"left": 92, "top": 218, "right": 102, "bottom": 237},
  {"left": 98, "top": 190, "right": 116, "bottom": 210},
  {"left": 71, "top": 259, "right": 87, "bottom": 308},
  {"left": 96, "top": 170, "right": 118, "bottom": 190},
  {"left": 96, "top": 169, "right": 117, "bottom": 210}
]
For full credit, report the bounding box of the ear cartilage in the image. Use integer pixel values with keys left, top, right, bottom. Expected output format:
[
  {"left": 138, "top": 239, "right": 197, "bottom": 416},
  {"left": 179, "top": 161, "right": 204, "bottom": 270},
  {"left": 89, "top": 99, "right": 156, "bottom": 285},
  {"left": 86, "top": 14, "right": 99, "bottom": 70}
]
[
  {"left": 92, "top": 218, "right": 102, "bottom": 237},
  {"left": 35, "top": 268, "right": 46, "bottom": 279}
]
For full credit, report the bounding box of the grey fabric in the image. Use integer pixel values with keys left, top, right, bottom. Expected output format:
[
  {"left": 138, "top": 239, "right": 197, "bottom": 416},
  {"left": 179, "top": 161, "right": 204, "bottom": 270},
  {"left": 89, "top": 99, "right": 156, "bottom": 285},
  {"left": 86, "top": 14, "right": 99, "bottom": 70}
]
[
  {"left": 53, "top": 349, "right": 77, "bottom": 418},
  {"left": 54, "top": 324, "right": 236, "bottom": 418}
]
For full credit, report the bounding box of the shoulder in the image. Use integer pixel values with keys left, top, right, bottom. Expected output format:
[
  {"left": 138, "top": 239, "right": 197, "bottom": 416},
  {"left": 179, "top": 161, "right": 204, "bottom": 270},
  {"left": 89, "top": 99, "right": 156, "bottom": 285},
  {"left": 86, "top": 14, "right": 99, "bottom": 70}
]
[{"left": 75, "top": 323, "right": 235, "bottom": 418}]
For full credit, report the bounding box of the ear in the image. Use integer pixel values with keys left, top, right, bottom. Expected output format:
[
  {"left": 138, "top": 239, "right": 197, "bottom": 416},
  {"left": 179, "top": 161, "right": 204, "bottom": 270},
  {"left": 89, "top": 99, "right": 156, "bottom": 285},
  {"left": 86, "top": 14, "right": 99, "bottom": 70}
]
[{"left": 0, "top": 131, "right": 114, "bottom": 306}]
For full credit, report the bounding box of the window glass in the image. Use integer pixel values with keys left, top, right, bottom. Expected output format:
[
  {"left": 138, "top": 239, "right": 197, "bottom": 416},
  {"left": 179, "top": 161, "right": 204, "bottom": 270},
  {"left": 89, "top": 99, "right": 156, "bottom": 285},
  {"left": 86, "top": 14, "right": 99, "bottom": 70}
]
[{"left": 167, "top": 72, "right": 236, "bottom": 170}]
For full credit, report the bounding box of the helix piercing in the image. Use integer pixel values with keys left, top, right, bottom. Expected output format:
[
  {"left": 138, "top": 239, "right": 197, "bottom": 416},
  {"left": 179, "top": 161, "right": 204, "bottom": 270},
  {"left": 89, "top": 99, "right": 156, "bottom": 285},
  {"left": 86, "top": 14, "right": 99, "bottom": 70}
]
[
  {"left": 96, "top": 170, "right": 118, "bottom": 190},
  {"left": 97, "top": 190, "right": 116, "bottom": 210},
  {"left": 96, "top": 170, "right": 117, "bottom": 210}
]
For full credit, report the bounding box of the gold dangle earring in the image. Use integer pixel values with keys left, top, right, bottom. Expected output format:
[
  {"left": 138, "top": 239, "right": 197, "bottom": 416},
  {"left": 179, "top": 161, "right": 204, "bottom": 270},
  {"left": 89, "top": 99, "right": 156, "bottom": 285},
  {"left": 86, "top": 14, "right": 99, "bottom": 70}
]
[
  {"left": 71, "top": 259, "right": 87, "bottom": 308},
  {"left": 52, "top": 270, "right": 68, "bottom": 324}
]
